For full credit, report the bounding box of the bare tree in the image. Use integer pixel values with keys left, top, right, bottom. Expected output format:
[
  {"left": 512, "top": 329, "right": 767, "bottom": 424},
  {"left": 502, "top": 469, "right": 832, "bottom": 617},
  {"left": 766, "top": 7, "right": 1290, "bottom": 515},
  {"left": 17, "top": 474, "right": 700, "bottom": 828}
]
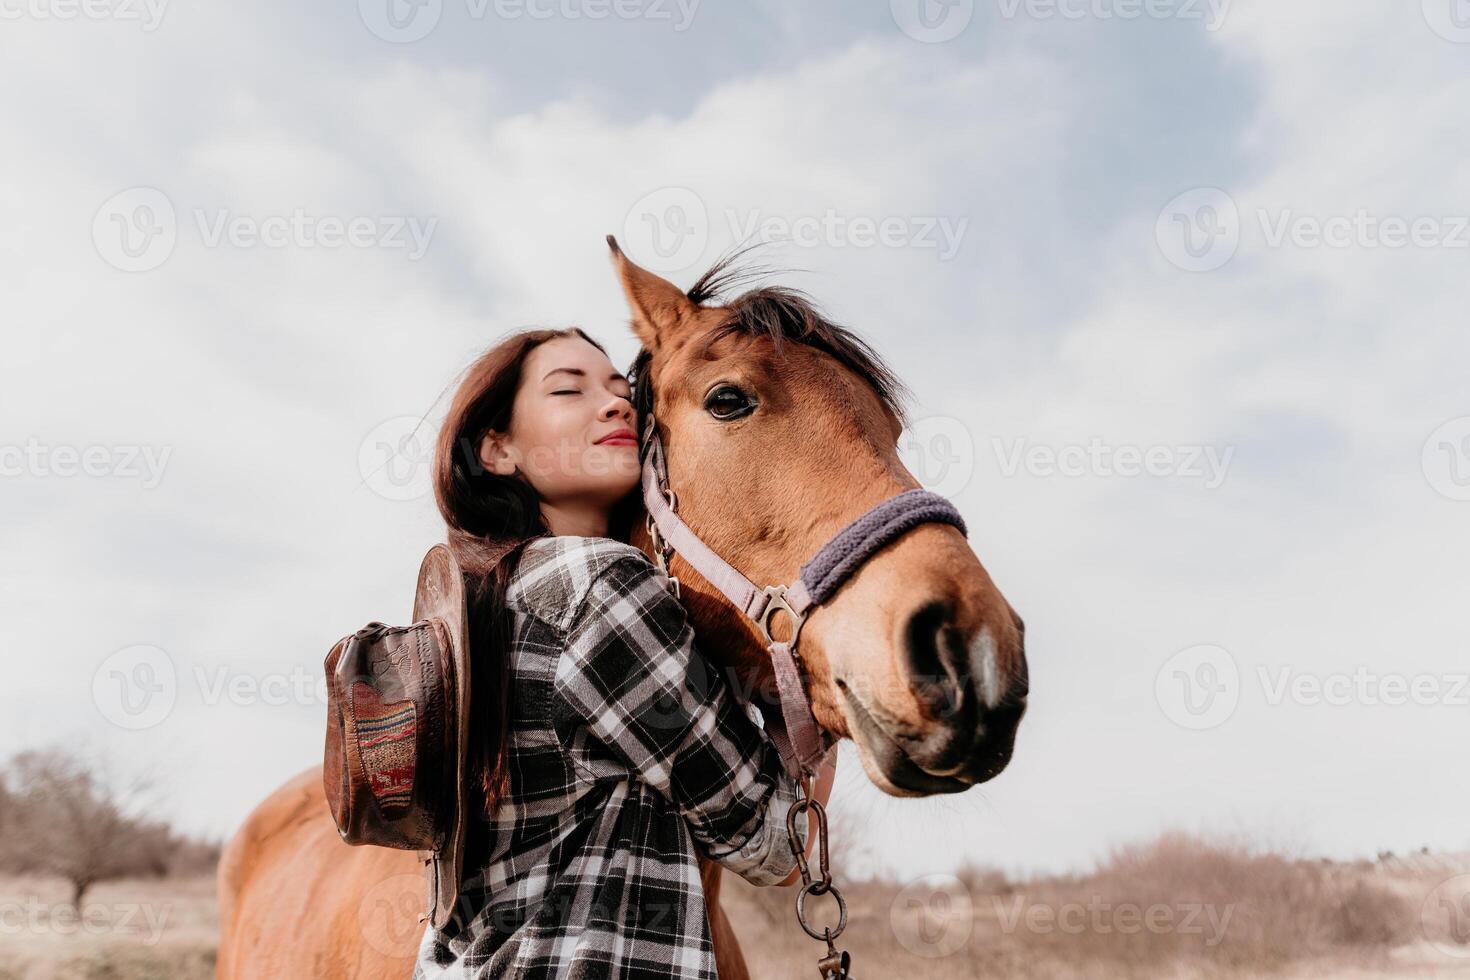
[{"left": 0, "top": 746, "right": 173, "bottom": 906}]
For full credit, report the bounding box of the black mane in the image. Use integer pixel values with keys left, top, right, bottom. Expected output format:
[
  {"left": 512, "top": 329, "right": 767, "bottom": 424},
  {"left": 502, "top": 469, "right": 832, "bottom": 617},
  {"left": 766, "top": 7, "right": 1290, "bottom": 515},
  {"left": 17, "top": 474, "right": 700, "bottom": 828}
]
[{"left": 629, "top": 247, "right": 911, "bottom": 431}]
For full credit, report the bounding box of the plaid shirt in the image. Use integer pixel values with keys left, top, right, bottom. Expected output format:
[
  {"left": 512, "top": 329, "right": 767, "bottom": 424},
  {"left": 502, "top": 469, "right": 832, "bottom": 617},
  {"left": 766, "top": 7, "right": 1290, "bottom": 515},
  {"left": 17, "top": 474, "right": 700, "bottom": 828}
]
[{"left": 413, "top": 534, "right": 808, "bottom": 980}]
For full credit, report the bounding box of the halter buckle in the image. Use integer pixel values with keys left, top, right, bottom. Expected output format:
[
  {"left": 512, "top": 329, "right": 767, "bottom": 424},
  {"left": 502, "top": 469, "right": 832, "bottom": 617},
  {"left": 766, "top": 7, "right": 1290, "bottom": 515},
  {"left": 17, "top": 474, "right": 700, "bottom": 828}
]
[{"left": 756, "top": 584, "right": 806, "bottom": 647}]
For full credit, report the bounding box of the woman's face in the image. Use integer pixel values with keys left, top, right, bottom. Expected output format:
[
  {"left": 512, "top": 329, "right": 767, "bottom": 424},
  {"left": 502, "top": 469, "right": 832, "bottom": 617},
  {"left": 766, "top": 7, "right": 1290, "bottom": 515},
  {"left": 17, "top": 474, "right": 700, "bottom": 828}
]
[{"left": 479, "top": 336, "right": 640, "bottom": 534}]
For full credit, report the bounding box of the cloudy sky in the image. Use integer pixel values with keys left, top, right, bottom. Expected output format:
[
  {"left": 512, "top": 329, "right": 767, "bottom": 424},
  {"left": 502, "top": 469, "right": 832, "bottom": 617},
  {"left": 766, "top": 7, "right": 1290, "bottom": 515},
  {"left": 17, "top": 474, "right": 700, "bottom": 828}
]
[{"left": 3, "top": 0, "right": 1468, "bottom": 879}]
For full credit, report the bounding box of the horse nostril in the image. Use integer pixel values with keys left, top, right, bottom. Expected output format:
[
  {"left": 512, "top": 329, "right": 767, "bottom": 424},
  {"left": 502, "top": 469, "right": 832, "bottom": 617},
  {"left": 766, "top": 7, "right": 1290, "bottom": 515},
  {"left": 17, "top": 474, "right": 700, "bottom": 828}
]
[{"left": 902, "top": 600, "right": 968, "bottom": 718}]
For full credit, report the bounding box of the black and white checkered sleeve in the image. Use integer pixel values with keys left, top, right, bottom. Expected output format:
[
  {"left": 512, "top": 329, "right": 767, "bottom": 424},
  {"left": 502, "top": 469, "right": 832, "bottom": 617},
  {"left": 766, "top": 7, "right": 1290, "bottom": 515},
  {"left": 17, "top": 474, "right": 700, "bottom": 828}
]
[{"left": 551, "top": 553, "right": 808, "bottom": 886}]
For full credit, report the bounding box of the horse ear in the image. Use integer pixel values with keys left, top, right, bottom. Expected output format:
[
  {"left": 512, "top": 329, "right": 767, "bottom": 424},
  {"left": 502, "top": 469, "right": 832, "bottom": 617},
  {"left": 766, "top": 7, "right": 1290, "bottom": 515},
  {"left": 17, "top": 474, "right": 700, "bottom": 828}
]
[{"left": 606, "top": 235, "right": 696, "bottom": 351}]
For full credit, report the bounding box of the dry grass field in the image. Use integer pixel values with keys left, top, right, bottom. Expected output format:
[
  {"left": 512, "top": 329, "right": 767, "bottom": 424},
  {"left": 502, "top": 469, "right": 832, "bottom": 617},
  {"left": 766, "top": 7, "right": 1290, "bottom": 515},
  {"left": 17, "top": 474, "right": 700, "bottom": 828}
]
[
  {"left": 2, "top": 834, "right": 1469, "bottom": 979},
  {"left": 0, "top": 872, "right": 216, "bottom": 980},
  {"left": 722, "top": 835, "right": 1470, "bottom": 980}
]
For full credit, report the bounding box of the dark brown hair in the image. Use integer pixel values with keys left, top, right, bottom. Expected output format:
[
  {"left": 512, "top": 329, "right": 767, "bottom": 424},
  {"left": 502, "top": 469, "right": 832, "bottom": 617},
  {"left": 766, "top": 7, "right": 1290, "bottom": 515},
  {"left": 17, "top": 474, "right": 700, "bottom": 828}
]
[{"left": 433, "top": 326, "right": 641, "bottom": 817}]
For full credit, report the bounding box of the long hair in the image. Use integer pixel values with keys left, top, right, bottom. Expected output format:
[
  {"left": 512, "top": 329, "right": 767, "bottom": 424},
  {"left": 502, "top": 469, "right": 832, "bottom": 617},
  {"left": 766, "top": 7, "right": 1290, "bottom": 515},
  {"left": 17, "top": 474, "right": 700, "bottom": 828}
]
[{"left": 433, "top": 327, "right": 641, "bottom": 817}]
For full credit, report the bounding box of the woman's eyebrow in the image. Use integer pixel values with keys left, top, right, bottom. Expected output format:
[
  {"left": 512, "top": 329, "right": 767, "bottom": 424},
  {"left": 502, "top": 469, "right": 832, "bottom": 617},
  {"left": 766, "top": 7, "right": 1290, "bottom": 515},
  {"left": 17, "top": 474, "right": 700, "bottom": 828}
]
[{"left": 541, "top": 367, "right": 630, "bottom": 385}]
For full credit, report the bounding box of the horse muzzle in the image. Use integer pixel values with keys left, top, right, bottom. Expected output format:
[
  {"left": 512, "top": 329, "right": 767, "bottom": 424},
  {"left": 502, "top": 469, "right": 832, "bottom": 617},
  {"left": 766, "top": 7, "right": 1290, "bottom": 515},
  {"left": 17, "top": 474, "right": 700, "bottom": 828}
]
[{"left": 835, "top": 608, "right": 1029, "bottom": 796}]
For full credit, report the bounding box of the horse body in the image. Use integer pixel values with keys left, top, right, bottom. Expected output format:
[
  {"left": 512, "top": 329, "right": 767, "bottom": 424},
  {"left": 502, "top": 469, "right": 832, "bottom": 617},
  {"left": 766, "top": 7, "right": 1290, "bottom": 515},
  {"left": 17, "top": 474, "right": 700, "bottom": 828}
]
[
  {"left": 216, "top": 767, "right": 417, "bottom": 978},
  {"left": 218, "top": 243, "right": 1026, "bottom": 978},
  {"left": 216, "top": 768, "right": 747, "bottom": 979}
]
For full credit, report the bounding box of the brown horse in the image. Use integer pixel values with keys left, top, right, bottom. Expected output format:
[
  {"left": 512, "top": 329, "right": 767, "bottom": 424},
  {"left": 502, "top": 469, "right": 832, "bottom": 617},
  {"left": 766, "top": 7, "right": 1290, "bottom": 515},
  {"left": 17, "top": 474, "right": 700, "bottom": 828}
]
[{"left": 216, "top": 243, "right": 1028, "bottom": 979}]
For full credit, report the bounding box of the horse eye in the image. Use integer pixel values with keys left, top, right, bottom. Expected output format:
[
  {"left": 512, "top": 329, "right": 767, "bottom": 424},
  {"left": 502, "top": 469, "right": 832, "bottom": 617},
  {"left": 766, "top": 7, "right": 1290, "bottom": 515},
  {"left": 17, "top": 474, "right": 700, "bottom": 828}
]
[{"left": 705, "top": 385, "right": 755, "bottom": 421}]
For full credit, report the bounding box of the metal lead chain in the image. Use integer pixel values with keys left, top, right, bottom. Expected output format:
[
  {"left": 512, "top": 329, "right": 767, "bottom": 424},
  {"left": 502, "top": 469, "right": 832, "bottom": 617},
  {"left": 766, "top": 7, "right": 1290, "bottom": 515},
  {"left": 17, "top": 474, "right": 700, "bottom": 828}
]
[
  {"left": 785, "top": 778, "right": 852, "bottom": 980},
  {"left": 644, "top": 500, "right": 681, "bottom": 600},
  {"left": 642, "top": 413, "right": 682, "bottom": 599}
]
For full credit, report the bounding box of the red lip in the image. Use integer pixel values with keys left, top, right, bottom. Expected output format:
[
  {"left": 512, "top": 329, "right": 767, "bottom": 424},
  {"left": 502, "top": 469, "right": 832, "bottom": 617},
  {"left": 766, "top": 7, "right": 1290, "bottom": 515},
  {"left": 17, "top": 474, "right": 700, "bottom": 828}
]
[{"left": 595, "top": 429, "right": 637, "bottom": 446}]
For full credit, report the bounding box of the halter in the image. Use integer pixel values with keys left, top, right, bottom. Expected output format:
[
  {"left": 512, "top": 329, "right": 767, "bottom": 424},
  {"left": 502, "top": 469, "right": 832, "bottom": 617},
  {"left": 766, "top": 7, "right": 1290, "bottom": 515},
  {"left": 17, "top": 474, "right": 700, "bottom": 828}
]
[{"left": 638, "top": 413, "right": 970, "bottom": 781}]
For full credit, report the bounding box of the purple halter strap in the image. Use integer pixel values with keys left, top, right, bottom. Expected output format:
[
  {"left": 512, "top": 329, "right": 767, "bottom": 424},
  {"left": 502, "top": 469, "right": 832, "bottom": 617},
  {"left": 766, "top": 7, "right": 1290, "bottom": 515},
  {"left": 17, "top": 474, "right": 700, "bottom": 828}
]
[{"left": 639, "top": 415, "right": 969, "bottom": 780}]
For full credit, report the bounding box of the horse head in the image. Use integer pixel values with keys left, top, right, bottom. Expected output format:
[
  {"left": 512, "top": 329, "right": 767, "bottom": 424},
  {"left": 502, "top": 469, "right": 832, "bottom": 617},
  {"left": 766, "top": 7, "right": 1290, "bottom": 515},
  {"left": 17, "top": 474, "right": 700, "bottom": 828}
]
[{"left": 609, "top": 239, "right": 1027, "bottom": 797}]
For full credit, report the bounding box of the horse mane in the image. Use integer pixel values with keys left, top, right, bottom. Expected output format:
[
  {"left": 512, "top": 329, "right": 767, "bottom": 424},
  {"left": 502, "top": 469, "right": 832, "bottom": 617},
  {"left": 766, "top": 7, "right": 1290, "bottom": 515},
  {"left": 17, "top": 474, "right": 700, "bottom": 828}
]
[{"left": 629, "top": 246, "right": 912, "bottom": 430}]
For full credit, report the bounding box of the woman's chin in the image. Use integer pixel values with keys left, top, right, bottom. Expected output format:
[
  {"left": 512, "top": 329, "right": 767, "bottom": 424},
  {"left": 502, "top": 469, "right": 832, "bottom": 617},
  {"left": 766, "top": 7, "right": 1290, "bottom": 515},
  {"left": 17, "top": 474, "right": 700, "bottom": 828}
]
[{"left": 581, "top": 449, "right": 643, "bottom": 496}]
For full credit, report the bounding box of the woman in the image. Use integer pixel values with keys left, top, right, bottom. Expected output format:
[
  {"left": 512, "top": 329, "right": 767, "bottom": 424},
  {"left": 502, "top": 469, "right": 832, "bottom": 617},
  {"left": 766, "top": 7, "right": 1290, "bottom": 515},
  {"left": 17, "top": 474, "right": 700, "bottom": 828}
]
[{"left": 414, "top": 326, "right": 837, "bottom": 980}]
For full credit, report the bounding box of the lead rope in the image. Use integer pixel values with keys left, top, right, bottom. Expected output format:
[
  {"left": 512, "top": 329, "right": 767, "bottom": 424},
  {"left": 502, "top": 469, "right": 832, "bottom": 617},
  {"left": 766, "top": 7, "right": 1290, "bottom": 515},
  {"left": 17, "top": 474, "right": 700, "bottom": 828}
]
[
  {"left": 660, "top": 506, "right": 854, "bottom": 977},
  {"left": 785, "top": 776, "right": 852, "bottom": 980},
  {"left": 639, "top": 411, "right": 852, "bottom": 975},
  {"left": 649, "top": 474, "right": 853, "bottom": 976}
]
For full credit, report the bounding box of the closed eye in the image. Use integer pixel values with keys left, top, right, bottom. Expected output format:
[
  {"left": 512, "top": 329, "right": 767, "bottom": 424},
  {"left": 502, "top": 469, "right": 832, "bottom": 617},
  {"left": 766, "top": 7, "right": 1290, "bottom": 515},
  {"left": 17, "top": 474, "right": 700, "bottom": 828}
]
[{"left": 551, "top": 390, "right": 580, "bottom": 395}]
